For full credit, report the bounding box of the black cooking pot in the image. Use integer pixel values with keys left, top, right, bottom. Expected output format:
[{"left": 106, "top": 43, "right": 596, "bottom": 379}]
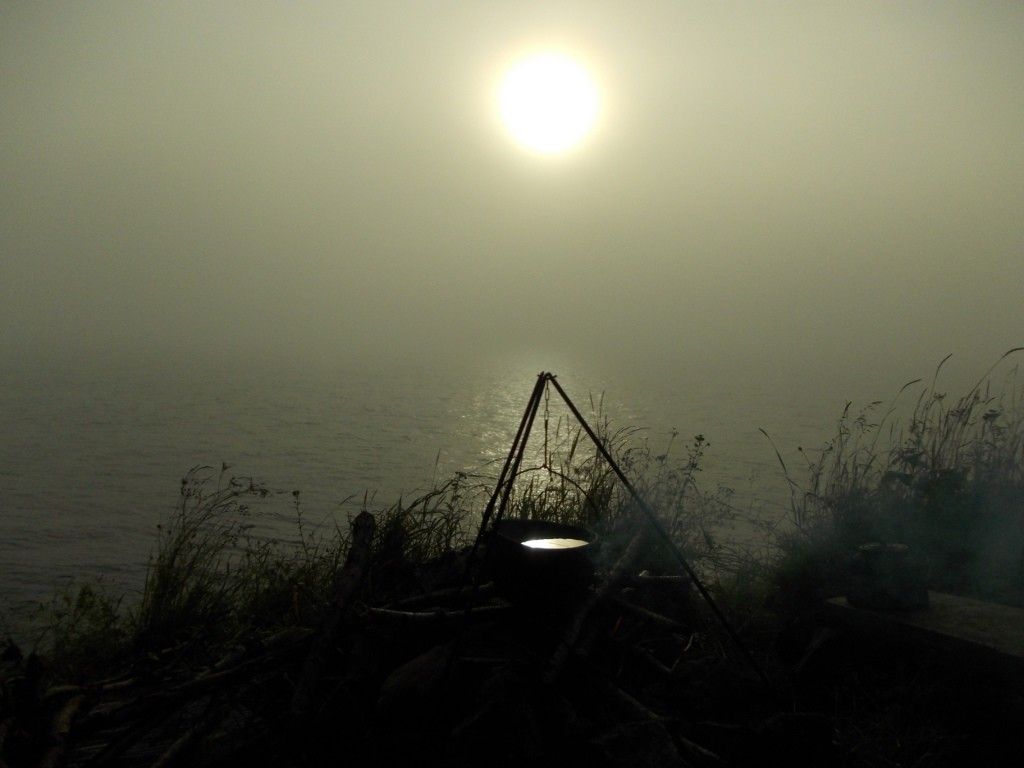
[{"left": 486, "top": 519, "right": 597, "bottom": 607}]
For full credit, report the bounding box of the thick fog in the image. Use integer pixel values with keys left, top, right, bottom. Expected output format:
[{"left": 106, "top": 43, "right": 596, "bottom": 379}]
[{"left": 2, "top": 1, "right": 1021, "bottom": 379}]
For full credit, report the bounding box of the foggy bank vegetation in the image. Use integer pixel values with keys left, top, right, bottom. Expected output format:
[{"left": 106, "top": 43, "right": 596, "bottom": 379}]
[{"left": 2, "top": 352, "right": 1022, "bottom": 767}]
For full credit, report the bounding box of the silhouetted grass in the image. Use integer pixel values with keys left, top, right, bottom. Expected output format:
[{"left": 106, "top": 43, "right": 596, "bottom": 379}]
[
  {"left": 24, "top": 393, "right": 737, "bottom": 677},
  {"left": 12, "top": 365, "right": 1023, "bottom": 768},
  {"left": 769, "top": 349, "right": 1024, "bottom": 607},
  {"left": 504, "top": 391, "right": 735, "bottom": 562},
  {"left": 32, "top": 351, "right": 1023, "bottom": 682},
  {"left": 132, "top": 467, "right": 487, "bottom": 648},
  {"left": 39, "top": 581, "right": 127, "bottom": 681}
]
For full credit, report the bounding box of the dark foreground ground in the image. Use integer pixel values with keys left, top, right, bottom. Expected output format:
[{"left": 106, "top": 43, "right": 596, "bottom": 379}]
[{"left": 2, "top": 514, "right": 1023, "bottom": 768}]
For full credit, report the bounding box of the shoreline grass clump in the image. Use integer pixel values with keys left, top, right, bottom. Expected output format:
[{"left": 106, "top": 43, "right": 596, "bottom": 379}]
[
  {"left": 20, "top": 396, "right": 734, "bottom": 679},
  {"left": 134, "top": 467, "right": 491, "bottom": 649},
  {"left": 770, "top": 349, "right": 1024, "bottom": 608}
]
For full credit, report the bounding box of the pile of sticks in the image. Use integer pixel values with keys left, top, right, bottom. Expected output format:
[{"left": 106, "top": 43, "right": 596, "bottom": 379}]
[{"left": 1, "top": 514, "right": 796, "bottom": 768}]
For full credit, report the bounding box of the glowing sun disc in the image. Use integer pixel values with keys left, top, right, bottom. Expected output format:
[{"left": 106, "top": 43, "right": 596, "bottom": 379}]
[{"left": 499, "top": 53, "right": 599, "bottom": 154}]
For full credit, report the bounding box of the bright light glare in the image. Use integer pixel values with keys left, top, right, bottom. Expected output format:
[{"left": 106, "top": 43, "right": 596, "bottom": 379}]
[
  {"left": 521, "top": 538, "right": 590, "bottom": 549},
  {"left": 499, "top": 53, "right": 599, "bottom": 154}
]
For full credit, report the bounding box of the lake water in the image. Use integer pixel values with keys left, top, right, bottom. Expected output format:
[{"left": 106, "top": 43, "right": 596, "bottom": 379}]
[{"left": 0, "top": 350, "right": 934, "bottom": 629}]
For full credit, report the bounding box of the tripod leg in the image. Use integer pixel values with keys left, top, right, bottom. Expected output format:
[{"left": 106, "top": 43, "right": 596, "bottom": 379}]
[{"left": 463, "top": 372, "right": 548, "bottom": 580}]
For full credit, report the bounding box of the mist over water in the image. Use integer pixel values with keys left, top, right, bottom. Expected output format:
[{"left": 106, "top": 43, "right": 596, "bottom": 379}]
[
  {"left": 3, "top": 2, "right": 1021, "bottom": 374},
  {"left": 2, "top": 3, "right": 1022, "bottom": 618},
  {"left": 0, "top": 346, "right": 1002, "bottom": 617}
]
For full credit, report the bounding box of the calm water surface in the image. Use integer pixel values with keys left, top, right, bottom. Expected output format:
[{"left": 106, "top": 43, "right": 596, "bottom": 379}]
[{"left": 0, "top": 352, "right": 902, "bottom": 628}]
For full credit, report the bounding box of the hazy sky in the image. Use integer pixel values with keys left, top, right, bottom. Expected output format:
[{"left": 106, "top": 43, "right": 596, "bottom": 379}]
[{"left": 2, "top": 1, "right": 1021, "bottom": 378}]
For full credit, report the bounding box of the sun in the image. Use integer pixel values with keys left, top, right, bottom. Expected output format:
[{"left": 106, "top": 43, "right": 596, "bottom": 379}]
[{"left": 498, "top": 53, "right": 600, "bottom": 155}]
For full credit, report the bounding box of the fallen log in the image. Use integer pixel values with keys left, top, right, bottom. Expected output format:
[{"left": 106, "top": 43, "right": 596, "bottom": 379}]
[
  {"left": 78, "top": 635, "right": 305, "bottom": 736},
  {"left": 291, "top": 510, "right": 376, "bottom": 717},
  {"left": 36, "top": 693, "right": 86, "bottom": 768},
  {"left": 389, "top": 582, "right": 496, "bottom": 610},
  {"left": 625, "top": 643, "right": 676, "bottom": 679},
  {"left": 43, "top": 677, "right": 138, "bottom": 703},
  {"left": 208, "top": 626, "right": 313, "bottom": 674},
  {"left": 589, "top": 666, "right": 724, "bottom": 767},
  {"left": 368, "top": 604, "right": 511, "bottom": 625},
  {"left": 598, "top": 673, "right": 669, "bottom": 723},
  {"left": 606, "top": 594, "right": 687, "bottom": 632},
  {"left": 625, "top": 572, "right": 691, "bottom": 586},
  {"left": 148, "top": 698, "right": 227, "bottom": 768},
  {"left": 74, "top": 698, "right": 163, "bottom": 768}
]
